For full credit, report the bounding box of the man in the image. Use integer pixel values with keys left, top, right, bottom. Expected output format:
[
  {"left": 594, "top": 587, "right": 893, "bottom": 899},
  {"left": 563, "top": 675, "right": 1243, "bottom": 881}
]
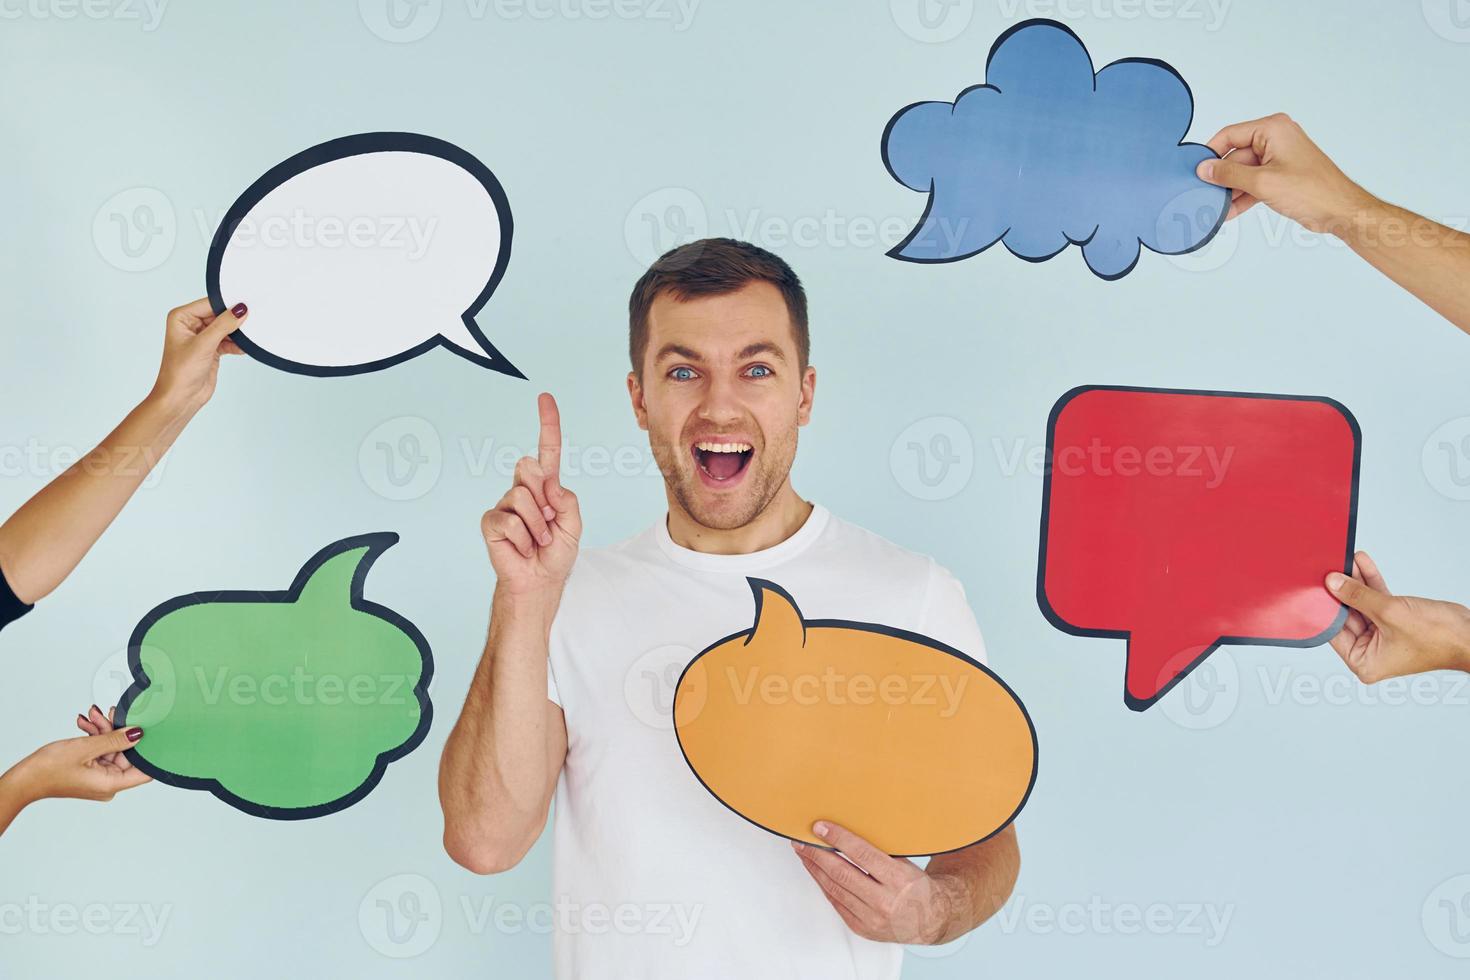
[
  {"left": 439, "top": 239, "right": 1018, "bottom": 978},
  {"left": 1195, "top": 113, "right": 1470, "bottom": 682}
]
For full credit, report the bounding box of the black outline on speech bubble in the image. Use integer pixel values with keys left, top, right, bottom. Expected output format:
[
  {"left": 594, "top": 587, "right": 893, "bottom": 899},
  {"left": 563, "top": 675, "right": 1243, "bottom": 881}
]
[
  {"left": 205, "top": 132, "right": 521, "bottom": 378},
  {"left": 880, "top": 18, "right": 1229, "bottom": 281},
  {"left": 672, "top": 578, "right": 1038, "bottom": 859},
  {"left": 114, "top": 532, "right": 434, "bottom": 821},
  {"left": 1035, "top": 384, "right": 1362, "bottom": 713}
]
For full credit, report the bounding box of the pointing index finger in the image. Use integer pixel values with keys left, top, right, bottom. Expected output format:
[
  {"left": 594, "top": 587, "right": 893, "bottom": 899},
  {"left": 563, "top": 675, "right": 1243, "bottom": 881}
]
[{"left": 538, "top": 392, "right": 563, "bottom": 484}]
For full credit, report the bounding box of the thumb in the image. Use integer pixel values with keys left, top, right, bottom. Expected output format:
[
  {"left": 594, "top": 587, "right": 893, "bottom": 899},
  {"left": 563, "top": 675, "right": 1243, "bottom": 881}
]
[
  {"left": 82, "top": 726, "right": 143, "bottom": 761},
  {"left": 1326, "top": 571, "right": 1392, "bottom": 623},
  {"left": 199, "top": 302, "right": 248, "bottom": 350},
  {"left": 1197, "top": 156, "right": 1263, "bottom": 196},
  {"left": 108, "top": 767, "right": 153, "bottom": 793},
  {"left": 551, "top": 484, "right": 582, "bottom": 537}
]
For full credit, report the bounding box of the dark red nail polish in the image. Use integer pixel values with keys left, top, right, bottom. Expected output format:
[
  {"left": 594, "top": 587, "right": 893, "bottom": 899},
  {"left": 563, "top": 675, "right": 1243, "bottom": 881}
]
[
  {"left": 230, "top": 302, "right": 248, "bottom": 317},
  {"left": 90, "top": 704, "right": 101, "bottom": 715},
  {"left": 76, "top": 714, "right": 88, "bottom": 725},
  {"left": 125, "top": 727, "right": 143, "bottom": 742}
]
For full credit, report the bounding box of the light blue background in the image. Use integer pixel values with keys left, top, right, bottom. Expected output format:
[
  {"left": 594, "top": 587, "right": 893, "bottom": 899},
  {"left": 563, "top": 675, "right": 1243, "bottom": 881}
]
[{"left": 2, "top": 0, "right": 1469, "bottom": 975}]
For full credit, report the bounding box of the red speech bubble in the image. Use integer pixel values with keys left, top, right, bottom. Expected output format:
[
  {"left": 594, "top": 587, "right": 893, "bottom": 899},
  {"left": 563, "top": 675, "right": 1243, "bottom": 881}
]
[{"left": 1038, "top": 385, "right": 1361, "bottom": 711}]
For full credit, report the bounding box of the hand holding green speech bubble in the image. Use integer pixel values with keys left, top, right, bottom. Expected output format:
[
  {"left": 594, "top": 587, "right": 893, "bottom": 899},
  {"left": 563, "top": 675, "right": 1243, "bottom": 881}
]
[{"left": 115, "top": 533, "right": 432, "bottom": 820}]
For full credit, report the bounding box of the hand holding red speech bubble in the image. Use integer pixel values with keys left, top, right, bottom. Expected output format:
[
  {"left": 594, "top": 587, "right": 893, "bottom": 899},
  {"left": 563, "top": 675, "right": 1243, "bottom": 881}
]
[{"left": 1038, "top": 386, "right": 1361, "bottom": 710}]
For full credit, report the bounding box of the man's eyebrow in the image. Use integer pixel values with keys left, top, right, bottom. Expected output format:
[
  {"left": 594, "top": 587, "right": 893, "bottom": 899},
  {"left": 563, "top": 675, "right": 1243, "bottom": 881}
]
[
  {"left": 736, "top": 342, "right": 786, "bottom": 362},
  {"left": 653, "top": 341, "right": 788, "bottom": 362},
  {"left": 654, "top": 344, "right": 704, "bottom": 362}
]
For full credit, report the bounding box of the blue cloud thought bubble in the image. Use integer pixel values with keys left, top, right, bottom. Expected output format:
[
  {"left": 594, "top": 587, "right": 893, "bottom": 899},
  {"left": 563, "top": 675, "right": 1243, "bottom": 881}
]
[{"left": 882, "top": 19, "right": 1228, "bottom": 280}]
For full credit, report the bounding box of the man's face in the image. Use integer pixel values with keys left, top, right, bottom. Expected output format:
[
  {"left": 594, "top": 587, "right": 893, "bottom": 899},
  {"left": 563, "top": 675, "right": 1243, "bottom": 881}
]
[{"left": 629, "top": 280, "right": 815, "bottom": 531}]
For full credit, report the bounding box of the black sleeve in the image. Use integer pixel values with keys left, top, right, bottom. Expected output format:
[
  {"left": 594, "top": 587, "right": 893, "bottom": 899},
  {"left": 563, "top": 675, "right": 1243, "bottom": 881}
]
[{"left": 0, "top": 564, "right": 33, "bottom": 633}]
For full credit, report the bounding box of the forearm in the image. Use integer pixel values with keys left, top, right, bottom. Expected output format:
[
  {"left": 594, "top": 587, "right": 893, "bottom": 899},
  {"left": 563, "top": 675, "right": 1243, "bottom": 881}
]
[
  {"left": 439, "top": 585, "right": 562, "bottom": 869},
  {"left": 0, "top": 392, "right": 194, "bottom": 603},
  {"left": 0, "top": 764, "right": 35, "bottom": 838},
  {"left": 1335, "top": 196, "right": 1470, "bottom": 336},
  {"left": 923, "top": 825, "right": 1020, "bottom": 944}
]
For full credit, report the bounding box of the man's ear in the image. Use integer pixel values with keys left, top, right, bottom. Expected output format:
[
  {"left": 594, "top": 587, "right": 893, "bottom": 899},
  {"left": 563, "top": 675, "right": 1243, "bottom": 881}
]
[
  {"left": 627, "top": 371, "right": 649, "bottom": 431},
  {"left": 796, "top": 365, "right": 816, "bottom": 427}
]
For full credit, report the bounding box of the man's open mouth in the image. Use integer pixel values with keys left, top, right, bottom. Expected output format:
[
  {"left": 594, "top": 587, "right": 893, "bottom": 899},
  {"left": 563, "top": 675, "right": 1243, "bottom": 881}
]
[{"left": 692, "top": 440, "right": 754, "bottom": 484}]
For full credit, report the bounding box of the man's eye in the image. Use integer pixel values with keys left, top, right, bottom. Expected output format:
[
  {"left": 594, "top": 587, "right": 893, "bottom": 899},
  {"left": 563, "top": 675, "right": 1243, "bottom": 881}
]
[
  {"left": 670, "top": 366, "right": 697, "bottom": 381},
  {"left": 747, "top": 365, "right": 773, "bottom": 378}
]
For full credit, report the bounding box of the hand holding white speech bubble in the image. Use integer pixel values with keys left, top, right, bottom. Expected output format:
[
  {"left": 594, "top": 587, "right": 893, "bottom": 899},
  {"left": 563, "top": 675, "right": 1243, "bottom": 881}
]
[{"left": 206, "top": 132, "right": 519, "bottom": 377}]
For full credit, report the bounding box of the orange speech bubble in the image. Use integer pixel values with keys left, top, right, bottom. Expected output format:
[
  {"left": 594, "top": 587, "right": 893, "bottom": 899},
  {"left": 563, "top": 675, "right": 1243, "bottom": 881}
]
[{"left": 673, "top": 579, "right": 1037, "bottom": 857}]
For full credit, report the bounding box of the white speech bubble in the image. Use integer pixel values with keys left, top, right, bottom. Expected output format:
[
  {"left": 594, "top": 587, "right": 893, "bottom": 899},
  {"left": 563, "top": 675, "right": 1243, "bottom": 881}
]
[{"left": 206, "top": 132, "right": 519, "bottom": 377}]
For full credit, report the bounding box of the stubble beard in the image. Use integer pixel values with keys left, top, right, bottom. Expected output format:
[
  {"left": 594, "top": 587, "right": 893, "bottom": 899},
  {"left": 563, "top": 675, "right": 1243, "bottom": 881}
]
[{"left": 664, "top": 426, "right": 798, "bottom": 532}]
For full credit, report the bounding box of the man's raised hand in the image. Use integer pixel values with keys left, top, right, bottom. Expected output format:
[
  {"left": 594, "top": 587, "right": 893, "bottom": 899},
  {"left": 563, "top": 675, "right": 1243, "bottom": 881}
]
[{"left": 480, "top": 393, "right": 582, "bottom": 596}]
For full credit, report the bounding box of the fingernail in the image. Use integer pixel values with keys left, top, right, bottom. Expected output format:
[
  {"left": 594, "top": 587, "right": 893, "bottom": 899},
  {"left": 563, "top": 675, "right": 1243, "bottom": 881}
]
[
  {"left": 1326, "top": 572, "right": 1346, "bottom": 590},
  {"left": 1196, "top": 160, "right": 1215, "bottom": 180},
  {"left": 90, "top": 703, "right": 101, "bottom": 716},
  {"left": 76, "top": 714, "right": 88, "bottom": 725},
  {"left": 230, "top": 302, "right": 248, "bottom": 317},
  {"left": 542, "top": 506, "right": 556, "bottom": 521},
  {"left": 125, "top": 727, "right": 143, "bottom": 742},
  {"left": 812, "top": 821, "right": 829, "bottom": 838},
  {"left": 539, "top": 532, "right": 553, "bottom": 547}
]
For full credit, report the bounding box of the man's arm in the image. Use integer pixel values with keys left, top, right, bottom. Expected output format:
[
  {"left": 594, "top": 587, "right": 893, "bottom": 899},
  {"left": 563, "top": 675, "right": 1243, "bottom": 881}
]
[
  {"left": 793, "top": 822, "right": 1020, "bottom": 945},
  {"left": 924, "top": 825, "right": 1022, "bottom": 942},
  {"left": 0, "top": 299, "right": 247, "bottom": 604},
  {"left": 439, "top": 589, "right": 569, "bottom": 872},
  {"left": 1195, "top": 113, "right": 1470, "bottom": 336},
  {"left": 439, "top": 393, "right": 582, "bottom": 874}
]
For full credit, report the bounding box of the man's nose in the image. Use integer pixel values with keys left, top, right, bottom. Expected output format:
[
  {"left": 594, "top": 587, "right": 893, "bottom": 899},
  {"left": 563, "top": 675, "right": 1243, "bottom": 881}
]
[{"left": 697, "top": 374, "right": 743, "bottom": 423}]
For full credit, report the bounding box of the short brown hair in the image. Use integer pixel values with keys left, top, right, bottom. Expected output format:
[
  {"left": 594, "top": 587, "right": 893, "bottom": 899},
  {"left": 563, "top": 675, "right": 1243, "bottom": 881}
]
[{"left": 628, "top": 238, "right": 809, "bottom": 377}]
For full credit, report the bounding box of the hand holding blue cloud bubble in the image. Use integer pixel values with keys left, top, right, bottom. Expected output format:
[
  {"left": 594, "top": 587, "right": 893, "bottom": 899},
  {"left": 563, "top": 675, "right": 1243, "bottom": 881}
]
[
  {"left": 882, "top": 19, "right": 1228, "bottom": 280},
  {"left": 206, "top": 133, "right": 519, "bottom": 377}
]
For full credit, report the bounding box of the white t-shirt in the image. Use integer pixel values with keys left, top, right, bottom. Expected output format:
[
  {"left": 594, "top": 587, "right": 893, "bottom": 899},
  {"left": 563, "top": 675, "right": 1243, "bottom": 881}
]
[{"left": 545, "top": 503, "right": 988, "bottom": 980}]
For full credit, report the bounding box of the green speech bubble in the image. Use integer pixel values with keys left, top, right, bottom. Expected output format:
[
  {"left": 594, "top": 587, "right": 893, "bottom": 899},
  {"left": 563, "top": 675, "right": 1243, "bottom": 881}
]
[{"left": 115, "top": 532, "right": 432, "bottom": 820}]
